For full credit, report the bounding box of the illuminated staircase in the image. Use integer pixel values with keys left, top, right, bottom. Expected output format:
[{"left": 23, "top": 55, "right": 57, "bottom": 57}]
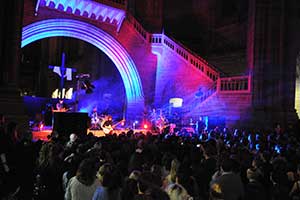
[{"left": 33, "top": 0, "right": 252, "bottom": 126}]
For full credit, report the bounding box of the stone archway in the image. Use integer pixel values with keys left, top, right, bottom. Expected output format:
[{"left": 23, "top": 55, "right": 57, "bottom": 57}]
[{"left": 22, "top": 18, "right": 144, "bottom": 117}]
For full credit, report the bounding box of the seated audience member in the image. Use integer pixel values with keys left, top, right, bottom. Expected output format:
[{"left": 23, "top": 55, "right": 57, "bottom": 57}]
[
  {"left": 65, "top": 133, "right": 79, "bottom": 154},
  {"left": 166, "top": 183, "right": 192, "bottom": 200},
  {"left": 210, "top": 158, "right": 244, "bottom": 200},
  {"left": 136, "top": 187, "right": 170, "bottom": 200},
  {"left": 121, "top": 177, "right": 139, "bottom": 200},
  {"left": 135, "top": 171, "right": 164, "bottom": 199},
  {"left": 62, "top": 158, "right": 81, "bottom": 192},
  {"left": 65, "top": 158, "right": 100, "bottom": 200},
  {"left": 163, "top": 159, "right": 180, "bottom": 189},
  {"left": 271, "top": 157, "right": 290, "bottom": 200},
  {"left": 209, "top": 183, "right": 224, "bottom": 200},
  {"left": 5, "top": 114, "right": 300, "bottom": 200},
  {"left": 245, "top": 168, "right": 266, "bottom": 200},
  {"left": 289, "top": 164, "right": 300, "bottom": 200},
  {"left": 129, "top": 170, "right": 142, "bottom": 181},
  {"left": 176, "top": 167, "right": 200, "bottom": 199},
  {"left": 93, "top": 163, "right": 122, "bottom": 200}
]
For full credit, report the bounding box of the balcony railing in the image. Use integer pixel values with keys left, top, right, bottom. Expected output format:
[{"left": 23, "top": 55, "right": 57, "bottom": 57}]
[
  {"left": 127, "top": 13, "right": 219, "bottom": 82},
  {"left": 161, "top": 34, "right": 219, "bottom": 82},
  {"left": 197, "top": 82, "right": 217, "bottom": 104},
  {"left": 92, "top": 0, "right": 127, "bottom": 10},
  {"left": 218, "top": 75, "right": 251, "bottom": 93}
]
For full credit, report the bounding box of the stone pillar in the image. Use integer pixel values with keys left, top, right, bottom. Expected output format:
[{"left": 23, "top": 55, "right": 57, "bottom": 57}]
[
  {"left": 0, "top": 0, "right": 27, "bottom": 123},
  {"left": 0, "top": 0, "right": 23, "bottom": 87},
  {"left": 247, "top": 0, "right": 299, "bottom": 129},
  {"left": 152, "top": 46, "right": 163, "bottom": 107},
  {"left": 126, "top": 98, "right": 144, "bottom": 127}
]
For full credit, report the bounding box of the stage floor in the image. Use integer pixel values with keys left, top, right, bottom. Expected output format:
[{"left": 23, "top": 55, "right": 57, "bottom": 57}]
[{"left": 32, "top": 127, "right": 155, "bottom": 141}]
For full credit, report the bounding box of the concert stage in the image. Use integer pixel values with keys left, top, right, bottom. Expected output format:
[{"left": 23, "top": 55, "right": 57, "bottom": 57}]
[{"left": 32, "top": 127, "right": 155, "bottom": 141}]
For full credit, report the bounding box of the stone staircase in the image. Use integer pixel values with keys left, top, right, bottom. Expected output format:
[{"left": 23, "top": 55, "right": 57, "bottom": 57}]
[
  {"left": 121, "top": 2, "right": 252, "bottom": 124},
  {"left": 31, "top": 0, "right": 252, "bottom": 126}
]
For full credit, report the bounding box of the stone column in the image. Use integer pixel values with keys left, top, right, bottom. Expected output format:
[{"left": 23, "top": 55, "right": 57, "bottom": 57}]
[
  {"left": 0, "top": 0, "right": 23, "bottom": 88},
  {"left": 0, "top": 0, "right": 27, "bottom": 124},
  {"left": 247, "top": 0, "right": 299, "bottom": 128}
]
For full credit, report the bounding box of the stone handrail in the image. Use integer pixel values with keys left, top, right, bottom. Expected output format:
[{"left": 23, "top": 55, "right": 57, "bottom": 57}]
[
  {"left": 197, "top": 82, "right": 217, "bottom": 104},
  {"left": 193, "top": 75, "right": 251, "bottom": 106},
  {"left": 127, "top": 13, "right": 252, "bottom": 94},
  {"left": 127, "top": 13, "right": 219, "bottom": 82},
  {"left": 93, "top": 0, "right": 127, "bottom": 10},
  {"left": 218, "top": 75, "right": 250, "bottom": 93},
  {"left": 161, "top": 34, "right": 219, "bottom": 82},
  {"left": 127, "top": 14, "right": 151, "bottom": 41}
]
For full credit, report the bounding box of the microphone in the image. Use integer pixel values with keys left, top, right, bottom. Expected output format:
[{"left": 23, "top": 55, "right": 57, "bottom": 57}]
[{"left": 76, "top": 73, "right": 90, "bottom": 79}]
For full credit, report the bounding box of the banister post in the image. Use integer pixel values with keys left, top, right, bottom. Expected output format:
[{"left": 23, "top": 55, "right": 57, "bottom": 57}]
[
  {"left": 248, "top": 75, "right": 251, "bottom": 93},
  {"left": 217, "top": 78, "right": 221, "bottom": 92}
]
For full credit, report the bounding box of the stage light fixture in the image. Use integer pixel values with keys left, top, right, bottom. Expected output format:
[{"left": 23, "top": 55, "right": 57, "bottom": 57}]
[{"left": 85, "top": 87, "right": 93, "bottom": 94}]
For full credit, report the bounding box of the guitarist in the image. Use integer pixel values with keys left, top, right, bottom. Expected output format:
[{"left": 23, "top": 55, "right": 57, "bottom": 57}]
[
  {"left": 101, "top": 115, "right": 125, "bottom": 134},
  {"left": 156, "top": 115, "right": 169, "bottom": 134}
]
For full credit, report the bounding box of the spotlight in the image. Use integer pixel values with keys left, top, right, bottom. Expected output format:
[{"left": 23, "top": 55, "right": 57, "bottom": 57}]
[
  {"left": 143, "top": 124, "right": 148, "bottom": 129},
  {"left": 86, "top": 80, "right": 95, "bottom": 89},
  {"left": 39, "top": 123, "right": 44, "bottom": 130}
]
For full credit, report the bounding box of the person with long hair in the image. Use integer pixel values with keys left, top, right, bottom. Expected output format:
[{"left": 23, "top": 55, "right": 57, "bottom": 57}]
[
  {"left": 65, "top": 158, "right": 100, "bottom": 200},
  {"left": 93, "top": 163, "right": 122, "bottom": 200}
]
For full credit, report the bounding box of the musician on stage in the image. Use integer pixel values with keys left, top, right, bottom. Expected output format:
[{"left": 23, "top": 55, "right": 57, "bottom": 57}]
[
  {"left": 156, "top": 113, "right": 169, "bottom": 134},
  {"left": 101, "top": 115, "right": 113, "bottom": 134},
  {"left": 100, "top": 115, "right": 125, "bottom": 134},
  {"left": 91, "top": 107, "right": 98, "bottom": 119},
  {"left": 90, "top": 107, "right": 100, "bottom": 129},
  {"left": 149, "top": 108, "right": 158, "bottom": 131},
  {"left": 55, "top": 99, "right": 67, "bottom": 112}
]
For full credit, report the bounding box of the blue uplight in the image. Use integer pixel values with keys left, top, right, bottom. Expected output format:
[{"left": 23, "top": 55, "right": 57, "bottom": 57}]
[{"left": 22, "top": 19, "right": 144, "bottom": 109}]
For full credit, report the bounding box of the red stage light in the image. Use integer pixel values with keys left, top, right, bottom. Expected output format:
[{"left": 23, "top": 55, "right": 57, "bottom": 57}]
[
  {"left": 39, "top": 123, "right": 44, "bottom": 130},
  {"left": 143, "top": 124, "right": 148, "bottom": 129}
]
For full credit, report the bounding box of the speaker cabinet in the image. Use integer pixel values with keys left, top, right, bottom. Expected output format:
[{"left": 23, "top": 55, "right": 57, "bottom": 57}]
[{"left": 53, "top": 112, "right": 88, "bottom": 136}]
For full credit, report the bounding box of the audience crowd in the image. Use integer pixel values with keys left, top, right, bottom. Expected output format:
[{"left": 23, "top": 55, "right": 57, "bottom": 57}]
[{"left": 1, "top": 113, "right": 300, "bottom": 200}]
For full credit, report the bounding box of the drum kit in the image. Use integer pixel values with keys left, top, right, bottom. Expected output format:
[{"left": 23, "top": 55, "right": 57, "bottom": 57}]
[
  {"left": 149, "top": 108, "right": 176, "bottom": 134},
  {"left": 90, "top": 107, "right": 196, "bottom": 135}
]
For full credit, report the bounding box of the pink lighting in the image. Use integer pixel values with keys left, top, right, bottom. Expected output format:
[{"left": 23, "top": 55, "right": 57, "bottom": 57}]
[
  {"left": 35, "top": 0, "right": 126, "bottom": 31},
  {"left": 22, "top": 19, "right": 144, "bottom": 117},
  {"left": 39, "top": 123, "right": 44, "bottom": 130}
]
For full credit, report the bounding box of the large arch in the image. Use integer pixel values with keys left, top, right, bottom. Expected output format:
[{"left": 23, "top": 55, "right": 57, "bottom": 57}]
[{"left": 21, "top": 18, "right": 144, "bottom": 116}]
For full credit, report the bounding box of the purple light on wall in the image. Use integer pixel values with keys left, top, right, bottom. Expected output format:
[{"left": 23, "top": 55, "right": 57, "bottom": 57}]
[
  {"left": 35, "top": 0, "right": 126, "bottom": 31},
  {"left": 22, "top": 19, "right": 144, "bottom": 114}
]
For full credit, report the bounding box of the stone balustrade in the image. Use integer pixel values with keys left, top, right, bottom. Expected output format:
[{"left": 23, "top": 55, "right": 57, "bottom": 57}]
[
  {"left": 128, "top": 13, "right": 220, "bottom": 82},
  {"left": 218, "top": 75, "right": 250, "bottom": 93},
  {"left": 35, "top": 0, "right": 126, "bottom": 31},
  {"left": 93, "top": 0, "right": 126, "bottom": 8},
  {"left": 198, "top": 83, "right": 217, "bottom": 103}
]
